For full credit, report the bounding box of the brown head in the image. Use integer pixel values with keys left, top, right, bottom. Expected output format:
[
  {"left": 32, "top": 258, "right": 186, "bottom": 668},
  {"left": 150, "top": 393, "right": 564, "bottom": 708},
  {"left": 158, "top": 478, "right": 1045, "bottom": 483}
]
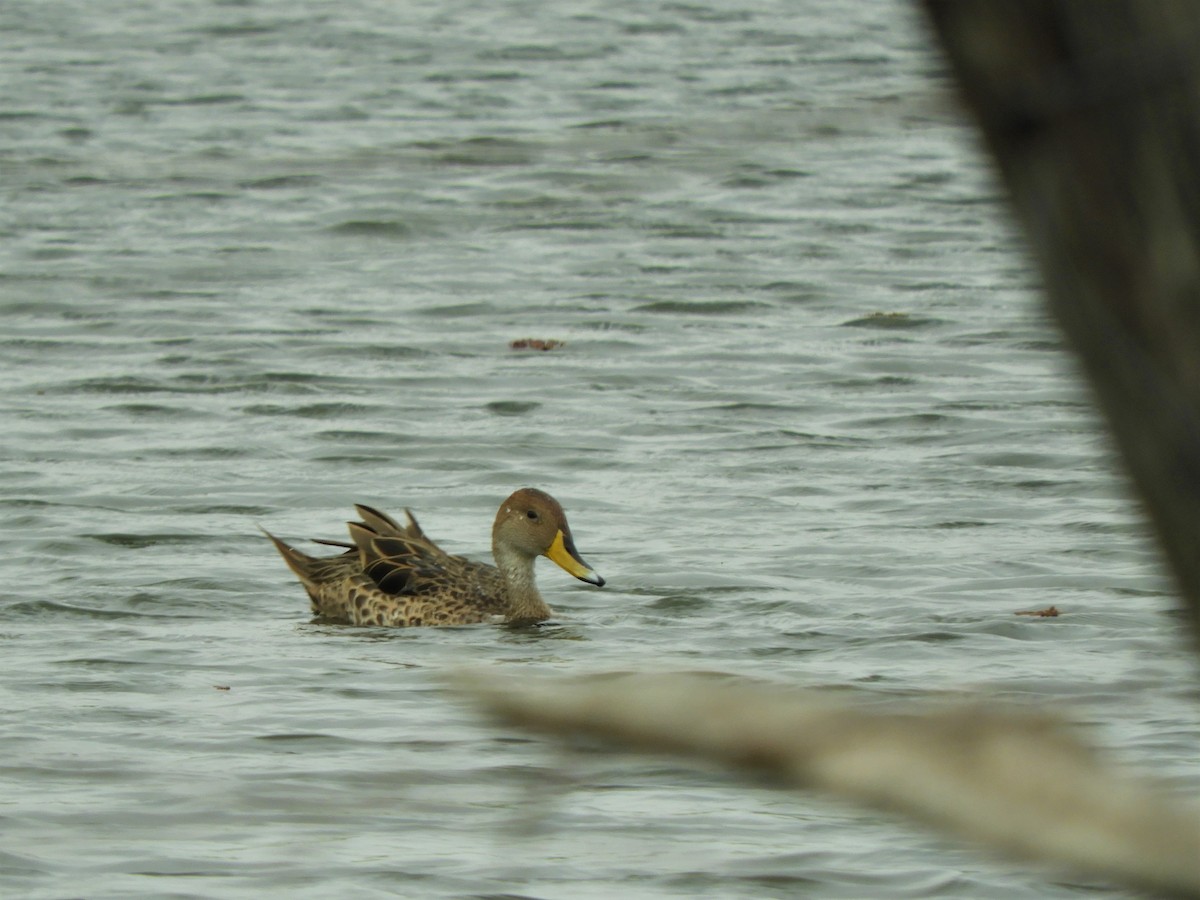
[{"left": 492, "top": 488, "right": 605, "bottom": 586}]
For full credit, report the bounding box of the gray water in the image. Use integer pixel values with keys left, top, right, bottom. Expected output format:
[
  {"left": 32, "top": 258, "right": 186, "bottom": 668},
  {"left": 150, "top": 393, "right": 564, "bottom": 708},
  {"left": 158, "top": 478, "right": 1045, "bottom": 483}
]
[{"left": 4, "top": 1, "right": 1198, "bottom": 897}]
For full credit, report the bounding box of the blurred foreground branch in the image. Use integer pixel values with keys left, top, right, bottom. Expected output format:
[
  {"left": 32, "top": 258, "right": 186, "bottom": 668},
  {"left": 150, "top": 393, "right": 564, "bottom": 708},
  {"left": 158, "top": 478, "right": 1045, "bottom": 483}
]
[{"left": 455, "top": 671, "right": 1200, "bottom": 897}]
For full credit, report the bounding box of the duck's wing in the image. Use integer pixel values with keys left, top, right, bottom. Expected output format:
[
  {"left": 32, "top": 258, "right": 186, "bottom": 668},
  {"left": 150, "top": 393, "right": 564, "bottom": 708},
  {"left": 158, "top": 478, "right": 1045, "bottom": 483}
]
[
  {"left": 354, "top": 504, "right": 433, "bottom": 545},
  {"left": 346, "top": 521, "right": 496, "bottom": 599}
]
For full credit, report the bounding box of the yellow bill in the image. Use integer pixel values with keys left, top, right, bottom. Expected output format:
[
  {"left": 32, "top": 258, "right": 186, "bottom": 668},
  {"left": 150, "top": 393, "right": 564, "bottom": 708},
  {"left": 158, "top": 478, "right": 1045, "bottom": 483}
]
[{"left": 545, "top": 530, "right": 605, "bottom": 586}]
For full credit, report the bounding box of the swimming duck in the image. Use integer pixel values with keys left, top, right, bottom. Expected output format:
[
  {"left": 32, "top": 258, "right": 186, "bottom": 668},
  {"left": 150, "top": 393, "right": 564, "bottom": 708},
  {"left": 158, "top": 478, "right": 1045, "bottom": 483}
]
[{"left": 264, "top": 488, "right": 605, "bottom": 627}]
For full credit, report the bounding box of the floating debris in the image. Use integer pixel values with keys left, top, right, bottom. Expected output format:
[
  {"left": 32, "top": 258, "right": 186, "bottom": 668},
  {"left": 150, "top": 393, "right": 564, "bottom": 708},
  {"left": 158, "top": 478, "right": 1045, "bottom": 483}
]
[
  {"left": 510, "top": 338, "right": 565, "bottom": 351},
  {"left": 841, "top": 311, "right": 940, "bottom": 329},
  {"left": 1015, "top": 606, "right": 1060, "bottom": 617}
]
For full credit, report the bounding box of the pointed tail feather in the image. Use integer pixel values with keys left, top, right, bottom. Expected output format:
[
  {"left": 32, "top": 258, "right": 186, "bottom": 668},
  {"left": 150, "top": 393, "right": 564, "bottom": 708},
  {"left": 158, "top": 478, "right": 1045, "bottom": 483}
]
[
  {"left": 261, "top": 527, "right": 320, "bottom": 582},
  {"left": 311, "top": 537, "right": 355, "bottom": 549}
]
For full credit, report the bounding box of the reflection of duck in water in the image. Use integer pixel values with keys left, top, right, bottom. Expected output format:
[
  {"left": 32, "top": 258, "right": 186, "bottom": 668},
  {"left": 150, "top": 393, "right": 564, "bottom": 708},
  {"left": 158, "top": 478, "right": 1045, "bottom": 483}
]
[{"left": 264, "top": 488, "right": 604, "bottom": 627}]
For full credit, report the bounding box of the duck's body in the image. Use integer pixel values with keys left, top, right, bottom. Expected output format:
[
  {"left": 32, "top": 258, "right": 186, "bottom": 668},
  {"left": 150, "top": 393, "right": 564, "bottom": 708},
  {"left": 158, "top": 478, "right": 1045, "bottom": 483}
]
[{"left": 264, "top": 488, "right": 604, "bottom": 627}]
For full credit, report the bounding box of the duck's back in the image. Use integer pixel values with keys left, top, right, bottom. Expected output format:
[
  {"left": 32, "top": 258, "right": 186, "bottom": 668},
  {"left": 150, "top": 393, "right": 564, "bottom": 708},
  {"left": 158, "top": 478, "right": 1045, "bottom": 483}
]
[{"left": 317, "top": 505, "right": 508, "bottom": 626}]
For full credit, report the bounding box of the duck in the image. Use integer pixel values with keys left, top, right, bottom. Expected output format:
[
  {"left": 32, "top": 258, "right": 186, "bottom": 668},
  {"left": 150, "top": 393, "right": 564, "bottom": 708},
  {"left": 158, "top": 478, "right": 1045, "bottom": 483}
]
[{"left": 263, "top": 488, "right": 605, "bottom": 627}]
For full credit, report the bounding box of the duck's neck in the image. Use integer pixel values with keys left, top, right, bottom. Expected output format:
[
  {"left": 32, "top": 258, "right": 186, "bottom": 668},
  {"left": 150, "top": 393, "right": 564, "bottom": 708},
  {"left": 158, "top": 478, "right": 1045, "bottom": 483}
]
[{"left": 493, "top": 543, "right": 552, "bottom": 623}]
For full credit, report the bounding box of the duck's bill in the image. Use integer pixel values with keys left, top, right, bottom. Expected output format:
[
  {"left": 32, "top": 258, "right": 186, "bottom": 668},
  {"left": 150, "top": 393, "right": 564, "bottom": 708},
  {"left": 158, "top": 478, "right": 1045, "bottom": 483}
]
[{"left": 546, "top": 530, "right": 606, "bottom": 587}]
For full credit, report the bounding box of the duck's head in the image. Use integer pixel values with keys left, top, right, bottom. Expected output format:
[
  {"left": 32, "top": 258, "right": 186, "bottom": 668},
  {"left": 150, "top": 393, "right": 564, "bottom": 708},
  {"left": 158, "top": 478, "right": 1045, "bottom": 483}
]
[{"left": 493, "top": 488, "right": 605, "bottom": 586}]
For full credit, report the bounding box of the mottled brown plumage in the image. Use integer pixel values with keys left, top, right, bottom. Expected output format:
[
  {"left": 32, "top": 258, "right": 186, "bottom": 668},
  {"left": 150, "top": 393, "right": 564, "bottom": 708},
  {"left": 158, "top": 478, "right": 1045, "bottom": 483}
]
[{"left": 264, "top": 488, "right": 604, "bottom": 627}]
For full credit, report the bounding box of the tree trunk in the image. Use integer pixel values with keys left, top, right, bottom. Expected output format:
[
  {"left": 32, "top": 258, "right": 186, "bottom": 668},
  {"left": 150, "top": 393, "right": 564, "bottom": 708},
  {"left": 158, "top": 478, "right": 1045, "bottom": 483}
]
[{"left": 923, "top": 0, "right": 1200, "bottom": 642}]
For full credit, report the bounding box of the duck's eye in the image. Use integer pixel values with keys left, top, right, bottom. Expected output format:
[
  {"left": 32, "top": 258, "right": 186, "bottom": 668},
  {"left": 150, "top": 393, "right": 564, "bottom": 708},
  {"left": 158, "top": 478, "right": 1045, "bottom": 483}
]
[{"left": 526, "top": 510, "right": 539, "bottom": 521}]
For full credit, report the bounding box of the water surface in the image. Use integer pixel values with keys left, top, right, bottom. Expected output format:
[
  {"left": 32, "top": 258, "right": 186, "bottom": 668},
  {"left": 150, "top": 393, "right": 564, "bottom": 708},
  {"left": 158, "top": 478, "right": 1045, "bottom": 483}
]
[{"left": 3, "top": 1, "right": 1197, "bottom": 898}]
